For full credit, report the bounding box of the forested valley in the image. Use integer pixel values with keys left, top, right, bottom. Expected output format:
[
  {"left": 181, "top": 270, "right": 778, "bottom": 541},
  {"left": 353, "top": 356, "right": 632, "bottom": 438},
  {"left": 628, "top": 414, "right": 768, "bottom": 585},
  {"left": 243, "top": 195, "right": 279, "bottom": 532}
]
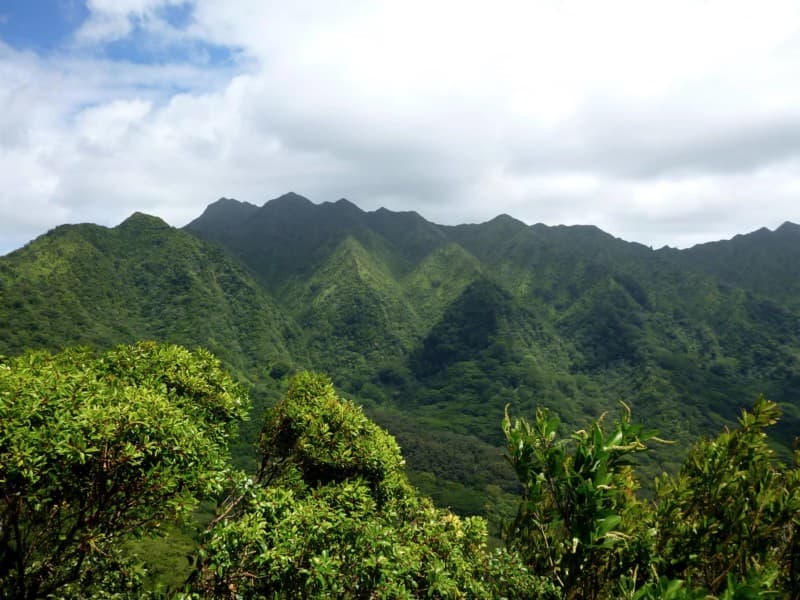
[{"left": 2, "top": 193, "right": 800, "bottom": 598}]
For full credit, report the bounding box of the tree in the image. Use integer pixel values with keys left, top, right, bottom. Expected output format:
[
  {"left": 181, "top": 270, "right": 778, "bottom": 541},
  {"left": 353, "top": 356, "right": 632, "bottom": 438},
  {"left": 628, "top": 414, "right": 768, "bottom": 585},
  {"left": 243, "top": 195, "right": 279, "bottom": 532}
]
[
  {"left": 0, "top": 342, "right": 248, "bottom": 599},
  {"left": 194, "top": 372, "right": 547, "bottom": 599}
]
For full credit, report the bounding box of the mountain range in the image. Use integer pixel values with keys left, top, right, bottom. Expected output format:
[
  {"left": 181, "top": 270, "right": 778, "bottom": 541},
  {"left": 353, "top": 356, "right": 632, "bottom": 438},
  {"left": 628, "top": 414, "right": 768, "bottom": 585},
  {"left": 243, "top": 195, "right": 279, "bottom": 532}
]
[{"left": 3, "top": 192, "right": 799, "bottom": 521}]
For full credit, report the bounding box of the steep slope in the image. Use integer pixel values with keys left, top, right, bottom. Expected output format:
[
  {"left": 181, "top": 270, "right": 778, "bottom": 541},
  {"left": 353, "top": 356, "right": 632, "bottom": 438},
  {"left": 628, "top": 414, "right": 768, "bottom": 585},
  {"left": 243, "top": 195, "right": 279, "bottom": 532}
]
[
  {"left": 290, "top": 235, "right": 422, "bottom": 377},
  {"left": 402, "top": 243, "right": 485, "bottom": 329},
  {"left": 659, "top": 221, "right": 800, "bottom": 309},
  {"left": 184, "top": 195, "right": 800, "bottom": 459},
  {"left": 558, "top": 275, "right": 648, "bottom": 368},
  {"left": 363, "top": 207, "right": 450, "bottom": 265},
  {"left": 0, "top": 213, "right": 299, "bottom": 377},
  {"left": 185, "top": 197, "right": 260, "bottom": 243}
]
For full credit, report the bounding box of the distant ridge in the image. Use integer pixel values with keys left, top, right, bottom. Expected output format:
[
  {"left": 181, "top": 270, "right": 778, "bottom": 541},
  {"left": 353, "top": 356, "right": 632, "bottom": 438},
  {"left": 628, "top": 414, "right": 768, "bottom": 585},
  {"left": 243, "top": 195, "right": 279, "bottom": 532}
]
[
  {"left": 185, "top": 193, "right": 800, "bottom": 302},
  {"left": 776, "top": 221, "right": 800, "bottom": 235},
  {"left": 658, "top": 219, "right": 800, "bottom": 308},
  {"left": 185, "top": 192, "right": 449, "bottom": 287}
]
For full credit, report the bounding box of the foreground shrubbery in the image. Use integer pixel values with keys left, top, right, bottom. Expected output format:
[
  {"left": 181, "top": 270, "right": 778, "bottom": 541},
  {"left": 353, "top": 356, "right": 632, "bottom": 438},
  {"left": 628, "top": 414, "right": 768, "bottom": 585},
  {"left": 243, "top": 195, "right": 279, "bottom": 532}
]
[
  {"left": 503, "top": 397, "right": 800, "bottom": 599},
  {"left": 0, "top": 342, "right": 248, "bottom": 598},
  {"left": 2, "top": 343, "right": 799, "bottom": 598},
  {"left": 193, "top": 371, "right": 545, "bottom": 598}
]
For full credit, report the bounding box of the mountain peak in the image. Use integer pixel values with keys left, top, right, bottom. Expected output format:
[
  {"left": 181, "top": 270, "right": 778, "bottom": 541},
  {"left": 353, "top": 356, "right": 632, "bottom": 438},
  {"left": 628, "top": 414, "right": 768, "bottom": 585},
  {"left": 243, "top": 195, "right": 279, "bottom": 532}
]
[
  {"left": 266, "top": 192, "right": 314, "bottom": 208},
  {"left": 210, "top": 196, "right": 258, "bottom": 209},
  {"left": 325, "top": 197, "right": 364, "bottom": 215},
  {"left": 335, "top": 197, "right": 356, "bottom": 207},
  {"left": 200, "top": 197, "right": 258, "bottom": 217},
  {"left": 775, "top": 221, "right": 800, "bottom": 236},
  {"left": 475, "top": 214, "right": 530, "bottom": 237},
  {"left": 474, "top": 214, "right": 529, "bottom": 234},
  {"left": 185, "top": 197, "right": 259, "bottom": 234},
  {"left": 117, "top": 212, "right": 170, "bottom": 231},
  {"left": 490, "top": 213, "right": 525, "bottom": 226}
]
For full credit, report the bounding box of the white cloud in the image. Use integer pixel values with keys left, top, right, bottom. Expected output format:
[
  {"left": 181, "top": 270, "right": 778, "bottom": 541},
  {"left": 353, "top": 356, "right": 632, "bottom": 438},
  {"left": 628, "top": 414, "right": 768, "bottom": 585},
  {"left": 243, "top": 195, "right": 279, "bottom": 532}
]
[
  {"left": 2, "top": 1, "right": 800, "bottom": 255},
  {"left": 75, "top": 0, "right": 187, "bottom": 44},
  {"left": 74, "top": 99, "right": 152, "bottom": 147}
]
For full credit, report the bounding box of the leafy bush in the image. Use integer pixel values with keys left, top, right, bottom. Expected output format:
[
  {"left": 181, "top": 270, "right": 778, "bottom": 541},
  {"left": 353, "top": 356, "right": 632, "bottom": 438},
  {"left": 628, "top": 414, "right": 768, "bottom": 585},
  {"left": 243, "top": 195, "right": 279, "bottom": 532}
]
[
  {"left": 654, "top": 397, "right": 800, "bottom": 595},
  {"left": 503, "top": 398, "right": 800, "bottom": 599},
  {"left": 503, "top": 403, "right": 657, "bottom": 599}
]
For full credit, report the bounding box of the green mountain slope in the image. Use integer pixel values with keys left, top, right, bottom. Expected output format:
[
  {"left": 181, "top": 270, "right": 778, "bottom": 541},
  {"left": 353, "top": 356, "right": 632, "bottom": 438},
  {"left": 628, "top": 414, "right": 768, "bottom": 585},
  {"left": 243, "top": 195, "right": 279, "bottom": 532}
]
[
  {"left": 403, "top": 242, "right": 485, "bottom": 328},
  {"left": 185, "top": 192, "right": 416, "bottom": 291},
  {"left": 185, "top": 192, "right": 800, "bottom": 490},
  {"left": 4, "top": 194, "right": 800, "bottom": 522},
  {"left": 659, "top": 221, "right": 800, "bottom": 309},
  {"left": 290, "top": 235, "right": 422, "bottom": 375},
  {"left": 0, "top": 213, "right": 298, "bottom": 377}
]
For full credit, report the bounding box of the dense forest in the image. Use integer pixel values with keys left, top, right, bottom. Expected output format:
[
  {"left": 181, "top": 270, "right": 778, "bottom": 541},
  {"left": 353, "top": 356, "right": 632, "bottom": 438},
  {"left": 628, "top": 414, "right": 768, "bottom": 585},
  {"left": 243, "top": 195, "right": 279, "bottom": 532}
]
[{"left": 2, "top": 193, "right": 800, "bottom": 597}]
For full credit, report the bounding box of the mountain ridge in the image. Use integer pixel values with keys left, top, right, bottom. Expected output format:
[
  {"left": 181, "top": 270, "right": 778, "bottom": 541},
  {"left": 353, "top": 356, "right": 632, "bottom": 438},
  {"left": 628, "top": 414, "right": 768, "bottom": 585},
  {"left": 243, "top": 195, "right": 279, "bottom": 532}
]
[{"left": 3, "top": 193, "right": 800, "bottom": 519}]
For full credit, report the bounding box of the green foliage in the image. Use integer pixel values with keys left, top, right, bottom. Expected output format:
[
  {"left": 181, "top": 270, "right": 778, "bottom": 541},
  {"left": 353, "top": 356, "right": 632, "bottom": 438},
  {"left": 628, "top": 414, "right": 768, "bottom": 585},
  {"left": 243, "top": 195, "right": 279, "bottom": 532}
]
[
  {"left": 4, "top": 196, "right": 800, "bottom": 544},
  {"left": 196, "top": 373, "right": 544, "bottom": 599},
  {"left": 654, "top": 397, "right": 800, "bottom": 595},
  {"left": 123, "top": 524, "right": 198, "bottom": 595},
  {"left": 0, "top": 215, "right": 298, "bottom": 377},
  {"left": 661, "top": 221, "right": 800, "bottom": 311},
  {"left": 0, "top": 342, "right": 248, "bottom": 599},
  {"left": 3, "top": 329, "right": 800, "bottom": 598},
  {"left": 290, "top": 236, "right": 421, "bottom": 375},
  {"left": 411, "top": 279, "right": 509, "bottom": 377},
  {"left": 558, "top": 277, "right": 646, "bottom": 368},
  {"left": 257, "top": 371, "right": 406, "bottom": 502},
  {"left": 366, "top": 407, "right": 521, "bottom": 536},
  {"left": 502, "top": 399, "right": 800, "bottom": 599},
  {"left": 502, "top": 404, "right": 657, "bottom": 599}
]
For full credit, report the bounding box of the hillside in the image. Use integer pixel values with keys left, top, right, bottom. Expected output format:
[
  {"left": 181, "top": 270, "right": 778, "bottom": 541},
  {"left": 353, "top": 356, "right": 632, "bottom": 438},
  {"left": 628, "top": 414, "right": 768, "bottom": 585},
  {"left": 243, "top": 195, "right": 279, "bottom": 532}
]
[
  {"left": 3, "top": 194, "right": 800, "bottom": 520},
  {"left": 658, "top": 221, "right": 800, "bottom": 310},
  {"left": 0, "top": 213, "right": 298, "bottom": 373}
]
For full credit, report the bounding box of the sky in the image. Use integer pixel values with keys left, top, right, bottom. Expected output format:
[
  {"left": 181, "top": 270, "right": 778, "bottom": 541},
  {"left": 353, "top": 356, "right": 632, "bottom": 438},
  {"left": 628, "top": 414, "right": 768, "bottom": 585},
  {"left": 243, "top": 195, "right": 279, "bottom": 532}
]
[{"left": 2, "top": 1, "right": 800, "bottom": 255}]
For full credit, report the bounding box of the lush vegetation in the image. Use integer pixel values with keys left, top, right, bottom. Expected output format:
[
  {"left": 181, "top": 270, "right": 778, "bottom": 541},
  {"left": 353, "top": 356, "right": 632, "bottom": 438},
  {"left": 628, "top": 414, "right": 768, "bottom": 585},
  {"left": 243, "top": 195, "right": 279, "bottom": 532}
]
[
  {"left": 2, "top": 193, "right": 800, "bottom": 595},
  {"left": 193, "top": 372, "right": 542, "bottom": 599},
  {"left": 0, "top": 342, "right": 248, "bottom": 598},
  {"left": 185, "top": 195, "right": 800, "bottom": 492},
  {"left": 3, "top": 347, "right": 799, "bottom": 598},
  {"left": 503, "top": 397, "right": 800, "bottom": 599},
  {"left": 4, "top": 197, "right": 799, "bottom": 485}
]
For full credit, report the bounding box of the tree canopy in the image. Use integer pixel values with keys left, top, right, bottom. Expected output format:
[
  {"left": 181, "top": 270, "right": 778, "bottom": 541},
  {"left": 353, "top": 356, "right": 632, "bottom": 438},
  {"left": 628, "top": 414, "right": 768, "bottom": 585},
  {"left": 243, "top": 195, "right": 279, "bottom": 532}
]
[{"left": 0, "top": 342, "right": 248, "bottom": 599}]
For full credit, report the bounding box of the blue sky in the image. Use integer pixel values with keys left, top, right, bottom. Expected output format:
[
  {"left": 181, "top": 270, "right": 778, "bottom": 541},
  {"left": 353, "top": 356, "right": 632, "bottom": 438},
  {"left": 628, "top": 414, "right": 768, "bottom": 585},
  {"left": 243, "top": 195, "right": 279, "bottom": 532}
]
[
  {"left": 0, "top": 1, "right": 88, "bottom": 52},
  {"left": 2, "top": 1, "right": 800, "bottom": 255},
  {"left": 0, "top": 0, "right": 233, "bottom": 65}
]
